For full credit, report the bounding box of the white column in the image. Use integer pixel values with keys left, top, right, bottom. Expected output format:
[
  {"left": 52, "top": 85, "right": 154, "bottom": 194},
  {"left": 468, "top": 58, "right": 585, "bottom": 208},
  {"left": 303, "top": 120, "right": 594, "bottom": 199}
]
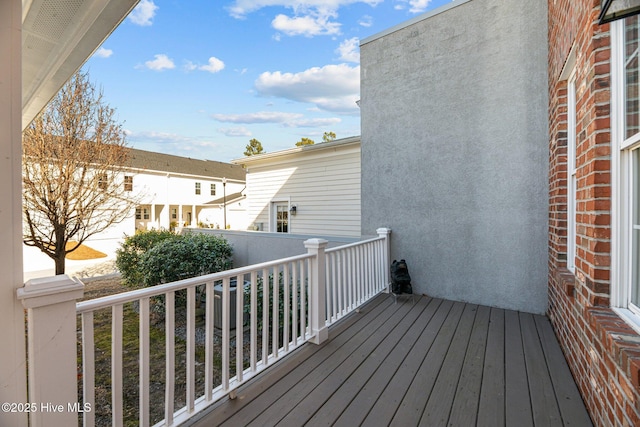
[
  {"left": 192, "top": 204, "right": 196, "bottom": 227},
  {"left": 377, "top": 228, "right": 392, "bottom": 292},
  {"left": 304, "top": 238, "right": 329, "bottom": 345},
  {"left": 17, "top": 276, "right": 84, "bottom": 427},
  {"left": 151, "top": 203, "right": 156, "bottom": 228},
  {"left": 0, "top": 1, "right": 28, "bottom": 425}
]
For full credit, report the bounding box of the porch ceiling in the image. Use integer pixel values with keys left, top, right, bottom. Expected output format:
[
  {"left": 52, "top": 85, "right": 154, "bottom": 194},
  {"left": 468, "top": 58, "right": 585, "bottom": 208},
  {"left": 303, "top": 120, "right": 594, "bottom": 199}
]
[{"left": 21, "top": 0, "right": 139, "bottom": 130}]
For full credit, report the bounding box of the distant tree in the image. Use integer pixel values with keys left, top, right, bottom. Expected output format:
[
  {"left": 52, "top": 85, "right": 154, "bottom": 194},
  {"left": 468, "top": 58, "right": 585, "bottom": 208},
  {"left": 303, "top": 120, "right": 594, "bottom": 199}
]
[
  {"left": 244, "top": 138, "right": 265, "bottom": 156},
  {"left": 295, "top": 137, "right": 315, "bottom": 147},
  {"left": 22, "top": 70, "right": 138, "bottom": 275},
  {"left": 322, "top": 132, "right": 336, "bottom": 142}
]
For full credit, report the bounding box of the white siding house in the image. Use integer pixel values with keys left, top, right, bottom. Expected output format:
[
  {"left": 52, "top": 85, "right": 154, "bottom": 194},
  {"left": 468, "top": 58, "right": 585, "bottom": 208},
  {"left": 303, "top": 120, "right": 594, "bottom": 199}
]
[
  {"left": 233, "top": 136, "right": 360, "bottom": 237},
  {"left": 22, "top": 148, "right": 248, "bottom": 276},
  {"left": 124, "top": 148, "right": 247, "bottom": 233}
]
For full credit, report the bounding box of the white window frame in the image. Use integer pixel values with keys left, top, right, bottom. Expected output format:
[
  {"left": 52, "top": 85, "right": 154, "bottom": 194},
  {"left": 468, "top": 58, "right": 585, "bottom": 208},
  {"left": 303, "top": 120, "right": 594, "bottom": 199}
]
[
  {"left": 611, "top": 17, "right": 640, "bottom": 333},
  {"left": 270, "top": 199, "right": 290, "bottom": 233},
  {"left": 567, "top": 69, "right": 578, "bottom": 273}
]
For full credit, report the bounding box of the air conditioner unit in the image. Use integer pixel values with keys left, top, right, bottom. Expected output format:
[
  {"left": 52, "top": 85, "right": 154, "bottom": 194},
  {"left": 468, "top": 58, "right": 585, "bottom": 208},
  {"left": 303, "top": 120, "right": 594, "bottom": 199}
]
[{"left": 213, "top": 279, "right": 250, "bottom": 331}]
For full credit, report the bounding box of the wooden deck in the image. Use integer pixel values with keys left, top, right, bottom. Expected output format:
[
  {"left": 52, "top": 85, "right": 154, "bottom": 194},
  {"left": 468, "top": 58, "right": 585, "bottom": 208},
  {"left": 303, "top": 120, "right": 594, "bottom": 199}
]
[{"left": 186, "top": 294, "right": 592, "bottom": 427}]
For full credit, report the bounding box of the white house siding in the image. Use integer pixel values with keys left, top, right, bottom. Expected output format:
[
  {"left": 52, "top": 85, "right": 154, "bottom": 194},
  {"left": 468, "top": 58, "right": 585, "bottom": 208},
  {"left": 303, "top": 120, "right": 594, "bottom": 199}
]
[{"left": 237, "top": 138, "right": 361, "bottom": 237}]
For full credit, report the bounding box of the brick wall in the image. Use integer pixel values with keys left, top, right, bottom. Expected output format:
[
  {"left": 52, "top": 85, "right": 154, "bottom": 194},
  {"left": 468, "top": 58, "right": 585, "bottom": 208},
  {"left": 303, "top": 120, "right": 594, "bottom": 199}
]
[{"left": 548, "top": 0, "right": 640, "bottom": 425}]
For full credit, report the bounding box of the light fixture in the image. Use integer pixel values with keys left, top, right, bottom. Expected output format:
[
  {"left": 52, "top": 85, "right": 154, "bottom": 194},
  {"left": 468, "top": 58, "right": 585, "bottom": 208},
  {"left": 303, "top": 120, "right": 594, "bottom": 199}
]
[
  {"left": 290, "top": 205, "right": 297, "bottom": 216},
  {"left": 599, "top": 0, "right": 640, "bottom": 24}
]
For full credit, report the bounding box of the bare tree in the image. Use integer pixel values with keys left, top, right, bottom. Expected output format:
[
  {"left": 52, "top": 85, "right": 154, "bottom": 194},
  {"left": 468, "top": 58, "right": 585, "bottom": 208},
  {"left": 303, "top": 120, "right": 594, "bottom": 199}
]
[{"left": 22, "top": 70, "right": 138, "bottom": 275}]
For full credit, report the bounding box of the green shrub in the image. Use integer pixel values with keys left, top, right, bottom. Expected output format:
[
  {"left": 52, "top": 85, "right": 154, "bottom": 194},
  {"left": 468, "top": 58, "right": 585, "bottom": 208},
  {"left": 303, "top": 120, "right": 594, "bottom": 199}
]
[
  {"left": 116, "top": 229, "right": 176, "bottom": 287},
  {"left": 140, "top": 233, "right": 233, "bottom": 287}
]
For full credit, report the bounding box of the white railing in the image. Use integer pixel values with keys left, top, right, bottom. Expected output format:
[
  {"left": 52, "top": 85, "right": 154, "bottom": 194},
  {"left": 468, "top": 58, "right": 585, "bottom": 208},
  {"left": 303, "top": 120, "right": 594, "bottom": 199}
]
[
  {"left": 17, "top": 228, "right": 390, "bottom": 427},
  {"left": 325, "top": 229, "right": 391, "bottom": 325}
]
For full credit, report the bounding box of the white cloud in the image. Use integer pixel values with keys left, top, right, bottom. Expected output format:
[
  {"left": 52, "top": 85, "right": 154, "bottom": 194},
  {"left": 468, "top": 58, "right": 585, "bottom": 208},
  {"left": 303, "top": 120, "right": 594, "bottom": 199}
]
[
  {"left": 228, "top": 0, "right": 382, "bottom": 39},
  {"left": 94, "top": 47, "right": 113, "bottom": 58},
  {"left": 212, "top": 111, "right": 342, "bottom": 128},
  {"left": 200, "top": 57, "right": 225, "bottom": 73},
  {"left": 254, "top": 63, "right": 360, "bottom": 113},
  {"left": 358, "top": 15, "right": 373, "bottom": 27},
  {"left": 144, "top": 54, "right": 175, "bottom": 71},
  {"left": 228, "top": 0, "right": 382, "bottom": 18},
  {"left": 217, "top": 127, "right": 253, "bottom": 137},
  {"left": 184, "top": 57, "right": 226, "bottom": 73},
  {"left": 272, "top": 12, "right": 341, "bottom": 37},
  {"left": 128, "top": 0, "right": 158, "bottom": 26},
  {"left": 290, "top": 117, "right": 342, "bottom": 128},
  {"left": 395, "top": 0, "right": 433, "bottom": 14},
  {"left": 336, "top": 38, "right": 359, "bottom": 63},
  {"left": 408, "top": 0, "right": 432, "bottom": 13},
  {"left": 212, "top": 111, "right": 304, "bottom": 124}
]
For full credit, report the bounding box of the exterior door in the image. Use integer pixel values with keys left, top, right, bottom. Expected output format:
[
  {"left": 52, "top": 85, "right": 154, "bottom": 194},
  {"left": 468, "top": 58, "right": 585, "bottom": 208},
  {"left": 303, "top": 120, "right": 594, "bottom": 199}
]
[{"left": 272, "top": 202, "right": 289, "bottom": 233}]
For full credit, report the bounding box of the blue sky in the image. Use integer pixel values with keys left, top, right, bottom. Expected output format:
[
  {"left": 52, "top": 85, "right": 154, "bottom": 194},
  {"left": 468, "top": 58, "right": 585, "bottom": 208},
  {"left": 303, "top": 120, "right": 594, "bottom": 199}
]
[{"left": 82, "top": 0, "right": 453, "bottom": 162}]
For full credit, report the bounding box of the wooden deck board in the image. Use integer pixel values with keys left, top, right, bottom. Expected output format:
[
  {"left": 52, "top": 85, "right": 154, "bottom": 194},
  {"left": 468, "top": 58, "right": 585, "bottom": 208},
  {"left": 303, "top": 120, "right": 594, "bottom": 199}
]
[
  {"left": 447, "top": 304, "right": 491, "bottom": 426},
  {"left": 419, "top": 303, "right": 479, "bottom": 426},
  {"left": 274, "top": 298, "right": 421, "bottom": 426},
  {"left": 331, "top": 298, "right": 444, "bottom": 426},
  {"left": 186, "top": 295, "right": 592, "bottom": 427},
  {"left": 476, "top": 307, "right": 505, "bottom": 427},
  {"left": 504, "top": 309, "right": 534, "bottom": 427},
  {"left": 303, "top": 298, "right": 434, "bottom": 425},
  {"left": 521, "top": 312, "right": 563, "bottom": 426},
  {"left": 349, "top": 298, "right": 454, "bottom": 427},
  {"left": 534, "top": 315, "right": 594, "bottom": 427}
]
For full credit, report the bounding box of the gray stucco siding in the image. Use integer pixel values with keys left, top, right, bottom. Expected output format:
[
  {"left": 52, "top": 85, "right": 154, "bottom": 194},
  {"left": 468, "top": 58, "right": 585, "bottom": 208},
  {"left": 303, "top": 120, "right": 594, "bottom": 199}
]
[{"left": 360, "top": 0, "right": 549, "bottom": 313}]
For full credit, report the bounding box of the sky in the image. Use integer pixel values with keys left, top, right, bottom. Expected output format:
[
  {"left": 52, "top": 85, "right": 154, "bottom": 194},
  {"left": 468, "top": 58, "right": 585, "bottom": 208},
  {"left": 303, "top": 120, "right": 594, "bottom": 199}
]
[{"left": 81, "top": 0, "right": 454, "bottom": 162}]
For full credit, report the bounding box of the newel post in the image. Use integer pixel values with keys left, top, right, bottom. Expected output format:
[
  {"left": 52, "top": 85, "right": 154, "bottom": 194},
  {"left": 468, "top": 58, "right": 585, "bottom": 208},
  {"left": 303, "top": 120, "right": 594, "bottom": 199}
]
[
  {"left": 17, "top": 275, "right": 84, "bottom": 427},
  {"left": 377, "top": 228, "right": 392, "bottom": 292},
  {"left": 304, "top": 238, "right": 329, "bottom": 345}
]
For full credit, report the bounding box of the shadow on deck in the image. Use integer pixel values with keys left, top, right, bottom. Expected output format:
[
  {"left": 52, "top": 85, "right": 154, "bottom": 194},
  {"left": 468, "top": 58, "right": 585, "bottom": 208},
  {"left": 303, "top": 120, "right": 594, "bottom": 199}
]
[{"left": 186, "top": 294, "right": 592, "bottom": 426}]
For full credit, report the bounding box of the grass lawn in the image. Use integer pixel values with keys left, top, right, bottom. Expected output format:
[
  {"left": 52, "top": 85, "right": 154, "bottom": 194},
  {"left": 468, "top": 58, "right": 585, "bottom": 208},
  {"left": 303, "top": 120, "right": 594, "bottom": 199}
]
[{"left": 66, "top": 240, "right": 108, "bottom": 260}]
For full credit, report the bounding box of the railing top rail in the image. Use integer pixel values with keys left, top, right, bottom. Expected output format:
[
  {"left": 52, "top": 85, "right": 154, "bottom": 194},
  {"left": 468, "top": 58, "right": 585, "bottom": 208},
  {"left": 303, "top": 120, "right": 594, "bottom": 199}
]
[
  {"left": 325, "top": 235, "right": 385, "bottom": 254},
  {"left": 76, "top": 252, "right": 314, "bottom": 313}
]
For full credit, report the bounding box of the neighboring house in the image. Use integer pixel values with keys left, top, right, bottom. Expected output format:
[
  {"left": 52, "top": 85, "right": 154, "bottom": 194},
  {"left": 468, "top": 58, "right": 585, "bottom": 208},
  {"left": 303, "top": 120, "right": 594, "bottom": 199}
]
[
  {"left": 21, "top": 148, "right": 247, "bottom": 273},
  {"left": 123, "top": 148, "right": 246, "bottom": 232},
  {"left": 232, "top": 136, "right": 361, "bottom": 237}
]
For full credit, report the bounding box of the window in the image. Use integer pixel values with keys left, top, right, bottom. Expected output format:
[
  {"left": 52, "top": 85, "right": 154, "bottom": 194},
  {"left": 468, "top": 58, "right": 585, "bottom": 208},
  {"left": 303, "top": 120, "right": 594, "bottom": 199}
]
[
  {"left": 171, "top": 208, "right": 177, "bottom": 220},
  {"left": 124, "top": 176, "right": 133, "bottom": 191},
  {"left": 272, "top": 202, "right": 289, "bottom": 233},
  {"left": 143, "top": 208, "right": 149, "bottom": 220},
  {"left": 135, "top": 208, "right": 141, "bottom": 220},
  {"left": 98, "top": 173, "right": 108, "bottom": 190},
  {"left": 567, "top": 70, "right": 577, "bottom": 272},
  {"left": 612, "top": 16, "right": 640, "bottom": 327},
  {"left": 211, "top": 183, "right": 216, "bottom": 196},
  {"left": 195, "top": 182, "right": 201, "bottom": 195}
]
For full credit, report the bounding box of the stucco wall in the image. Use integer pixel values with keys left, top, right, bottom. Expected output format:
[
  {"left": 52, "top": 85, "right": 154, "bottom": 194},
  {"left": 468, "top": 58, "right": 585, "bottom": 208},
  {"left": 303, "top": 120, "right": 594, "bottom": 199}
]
[
  {"left": 192, "top": 229, "right": 360, "bottom": 268},
  {"left": 360, "top": 0, "right": 549, "bottom": 313}
]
